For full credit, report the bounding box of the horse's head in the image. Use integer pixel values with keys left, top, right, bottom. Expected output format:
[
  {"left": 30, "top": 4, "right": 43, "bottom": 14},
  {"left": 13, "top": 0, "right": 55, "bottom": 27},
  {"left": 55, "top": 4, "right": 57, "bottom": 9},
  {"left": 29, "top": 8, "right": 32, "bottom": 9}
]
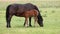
[{"left": 37, "top": 14, "right": 43, "bottom": 27}]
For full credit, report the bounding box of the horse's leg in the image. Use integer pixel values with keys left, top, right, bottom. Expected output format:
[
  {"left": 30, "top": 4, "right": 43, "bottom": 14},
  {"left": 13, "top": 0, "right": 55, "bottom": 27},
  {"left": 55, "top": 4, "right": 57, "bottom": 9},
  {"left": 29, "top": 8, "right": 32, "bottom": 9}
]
[
  {"left": 7, "top": 15, "right": 12, "bottom": 28},
  {"left": 25, "top": 17, "right": 28, "bottom": 27},
  {"left": 29, "top": 17, "right": 32, "bottom": 27},
  {"left": 34, "top": 17, "right": 38, "bottom": 27},
  {"left": 24, "top": 17, "right": 32, "bottom": 27},
  {"left": 24, "top": 21, "right": 25, "bottom": 26}
]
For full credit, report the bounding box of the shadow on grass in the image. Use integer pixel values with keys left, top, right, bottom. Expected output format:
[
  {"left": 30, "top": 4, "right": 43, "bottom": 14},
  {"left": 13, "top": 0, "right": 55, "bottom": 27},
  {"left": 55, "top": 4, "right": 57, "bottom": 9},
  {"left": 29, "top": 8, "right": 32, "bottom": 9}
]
[{"left": 13, "top": 25, "right": 42, "bottom": 28}]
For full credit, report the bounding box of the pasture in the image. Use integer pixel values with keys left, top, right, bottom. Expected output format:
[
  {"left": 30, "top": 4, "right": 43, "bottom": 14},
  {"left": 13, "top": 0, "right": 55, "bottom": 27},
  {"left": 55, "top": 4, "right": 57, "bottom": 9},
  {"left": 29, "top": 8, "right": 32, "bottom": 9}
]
[{"left": 0, "top": 1, "right": 60, "bottom": 34}]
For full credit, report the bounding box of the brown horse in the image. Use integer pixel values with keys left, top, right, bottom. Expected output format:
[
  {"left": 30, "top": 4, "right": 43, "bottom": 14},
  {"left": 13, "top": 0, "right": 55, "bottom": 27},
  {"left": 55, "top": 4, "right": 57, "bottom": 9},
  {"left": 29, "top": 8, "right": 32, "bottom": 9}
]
[
  {"left": 19, "top": 9, "right": 38, "bottom": 27},
  {"left": 6, "top": 3, "right": 43, "bottom": 28}
]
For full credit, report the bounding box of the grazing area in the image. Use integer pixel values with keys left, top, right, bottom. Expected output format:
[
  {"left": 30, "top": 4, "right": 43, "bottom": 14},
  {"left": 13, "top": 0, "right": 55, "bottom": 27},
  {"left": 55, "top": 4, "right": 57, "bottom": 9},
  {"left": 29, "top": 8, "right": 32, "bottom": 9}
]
[{"left": 0, "top": 1, "right": 60, "bottom": 34}]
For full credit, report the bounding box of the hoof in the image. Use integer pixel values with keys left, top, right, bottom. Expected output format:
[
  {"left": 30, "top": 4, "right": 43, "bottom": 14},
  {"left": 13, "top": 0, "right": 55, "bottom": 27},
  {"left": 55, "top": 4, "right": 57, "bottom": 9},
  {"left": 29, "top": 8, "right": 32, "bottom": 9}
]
[
  {"left": 6, "top": 26, "right": 11, "bottom": 28},
  {"left": 25, "top": 25, "right": 29, "bottom": 27},
  {"left": 29, "top": 25, "right": 32, "bottom": 27}
]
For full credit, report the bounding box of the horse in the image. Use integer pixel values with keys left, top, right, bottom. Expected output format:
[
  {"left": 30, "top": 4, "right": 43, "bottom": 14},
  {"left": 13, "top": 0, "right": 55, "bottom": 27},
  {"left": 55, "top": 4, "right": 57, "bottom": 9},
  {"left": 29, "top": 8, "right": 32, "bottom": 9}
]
[
  {"left": 19, "top": 9, "right": 39, "bottom": 27},
  {"left": 6, "top": 3, "right": 43, "bottom": 28}
]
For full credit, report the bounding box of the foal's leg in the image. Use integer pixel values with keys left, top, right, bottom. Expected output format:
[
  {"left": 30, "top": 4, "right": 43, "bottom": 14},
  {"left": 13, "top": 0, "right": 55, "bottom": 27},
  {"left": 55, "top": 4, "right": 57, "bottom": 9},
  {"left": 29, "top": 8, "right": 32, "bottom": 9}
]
[
  {"left": 6, "top": 15, "right": 12, "bottom": 28},
  {"left": 34, "top": 17, "right": 38, "bottom": 27},
  {"left": 24, "top": 17, "right": 32, "bottom": 27},
  {"left": 25, "top": 17, "right": 29, "bottom": 27}
]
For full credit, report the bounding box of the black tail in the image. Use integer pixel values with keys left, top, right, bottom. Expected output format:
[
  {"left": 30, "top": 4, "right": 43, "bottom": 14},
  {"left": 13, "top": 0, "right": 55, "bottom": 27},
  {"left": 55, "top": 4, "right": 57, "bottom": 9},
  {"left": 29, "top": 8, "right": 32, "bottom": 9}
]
[
  {"left": 34, "top": 5, "right": 43, "bottom": 27},
  {"left": 6, "top": 5, "right": 11, "bottom": 23}
]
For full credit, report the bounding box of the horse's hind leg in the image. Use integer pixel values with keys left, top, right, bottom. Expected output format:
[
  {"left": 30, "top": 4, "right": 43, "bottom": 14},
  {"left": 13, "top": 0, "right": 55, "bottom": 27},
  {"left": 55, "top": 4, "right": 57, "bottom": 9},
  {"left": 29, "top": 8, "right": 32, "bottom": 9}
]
[{"left": 6, "top": 15, "right": 12, "bottom": 28}]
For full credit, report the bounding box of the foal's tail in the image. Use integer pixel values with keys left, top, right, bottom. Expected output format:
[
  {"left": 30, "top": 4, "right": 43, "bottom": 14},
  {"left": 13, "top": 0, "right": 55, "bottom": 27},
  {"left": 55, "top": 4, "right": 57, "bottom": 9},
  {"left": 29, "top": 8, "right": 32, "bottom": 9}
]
[
  {"left": 34, "top": 5, "right": 43, "bottom": 27},
  {"left": 6, "top": 5, "right": 11, "bottom": 22}
]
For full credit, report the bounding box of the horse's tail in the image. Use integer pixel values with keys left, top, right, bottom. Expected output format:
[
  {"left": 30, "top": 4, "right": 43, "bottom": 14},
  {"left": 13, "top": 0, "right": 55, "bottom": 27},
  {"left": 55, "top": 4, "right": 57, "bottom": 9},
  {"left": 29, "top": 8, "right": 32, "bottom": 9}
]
[
  {"left": 6, "top": 5, "right": 11, "bottom": 22},
  {"left": 34, "top": 5, "right": 43, "bottom": 27}
]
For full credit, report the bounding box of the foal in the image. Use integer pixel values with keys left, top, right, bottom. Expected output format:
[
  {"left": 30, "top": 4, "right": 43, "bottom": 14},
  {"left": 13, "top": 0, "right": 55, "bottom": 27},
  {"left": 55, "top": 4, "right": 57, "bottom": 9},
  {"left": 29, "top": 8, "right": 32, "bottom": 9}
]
[{"left": 23, "top": 9, "right": 38, "bottom": 27}]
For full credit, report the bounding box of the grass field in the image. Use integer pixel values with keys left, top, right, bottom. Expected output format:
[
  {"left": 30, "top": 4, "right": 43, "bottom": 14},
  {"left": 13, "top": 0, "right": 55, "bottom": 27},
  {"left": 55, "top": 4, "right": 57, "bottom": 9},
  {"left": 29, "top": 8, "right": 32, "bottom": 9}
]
[{"left": 0, "top": 1, "right": 60, "bottom": 34}]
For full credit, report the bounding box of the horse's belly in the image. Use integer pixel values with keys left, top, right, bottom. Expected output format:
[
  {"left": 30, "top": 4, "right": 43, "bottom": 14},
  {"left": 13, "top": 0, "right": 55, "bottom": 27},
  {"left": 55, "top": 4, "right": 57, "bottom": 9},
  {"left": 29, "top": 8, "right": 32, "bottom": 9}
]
[{"left": 14, "top": 13, "right": 25, "bottom": 17}]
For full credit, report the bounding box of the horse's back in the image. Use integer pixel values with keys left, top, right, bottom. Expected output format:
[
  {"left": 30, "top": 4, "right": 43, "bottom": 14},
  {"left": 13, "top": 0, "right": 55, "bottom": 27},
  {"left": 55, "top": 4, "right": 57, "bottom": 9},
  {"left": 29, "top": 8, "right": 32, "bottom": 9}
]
[
  {"left": 8, "top": 3, "right": 35, "bottom": 12},
  {"left": 7, "top": 3, "right": 37, "bottom": 17}
]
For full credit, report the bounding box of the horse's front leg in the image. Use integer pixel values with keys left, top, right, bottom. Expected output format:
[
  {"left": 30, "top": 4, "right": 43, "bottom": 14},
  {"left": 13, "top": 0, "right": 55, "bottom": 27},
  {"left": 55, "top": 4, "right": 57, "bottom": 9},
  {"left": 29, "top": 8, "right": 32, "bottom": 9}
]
[
  {"left": 25, "top": 17, "right": 29, "bottom": 27},
  {"left": 34, "top": 17, "right": 38, "bottom": 27},
  {"left": 29, "top": 17, "right": 32, "bottom": 27}
]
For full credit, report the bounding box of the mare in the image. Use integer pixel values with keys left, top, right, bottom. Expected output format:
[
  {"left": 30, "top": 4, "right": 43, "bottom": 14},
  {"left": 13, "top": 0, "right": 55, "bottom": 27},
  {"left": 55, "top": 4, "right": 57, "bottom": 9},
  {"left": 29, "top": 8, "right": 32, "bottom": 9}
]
[{"left": 6, "top": 3, "right": 43, "bottom": 28}]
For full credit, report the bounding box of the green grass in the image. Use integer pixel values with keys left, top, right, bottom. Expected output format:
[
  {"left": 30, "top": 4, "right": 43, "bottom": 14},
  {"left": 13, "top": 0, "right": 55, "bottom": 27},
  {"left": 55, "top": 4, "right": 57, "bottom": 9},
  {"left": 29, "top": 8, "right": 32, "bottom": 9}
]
[
  {"left": 0, "top": 1, "right": 60, "bottom": 11},
  {"left": 0, "top": 1, "right": 60, "bottom": 34},
  {"left": 0, "top": 8, "right": 60, "bottom": 34}
]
